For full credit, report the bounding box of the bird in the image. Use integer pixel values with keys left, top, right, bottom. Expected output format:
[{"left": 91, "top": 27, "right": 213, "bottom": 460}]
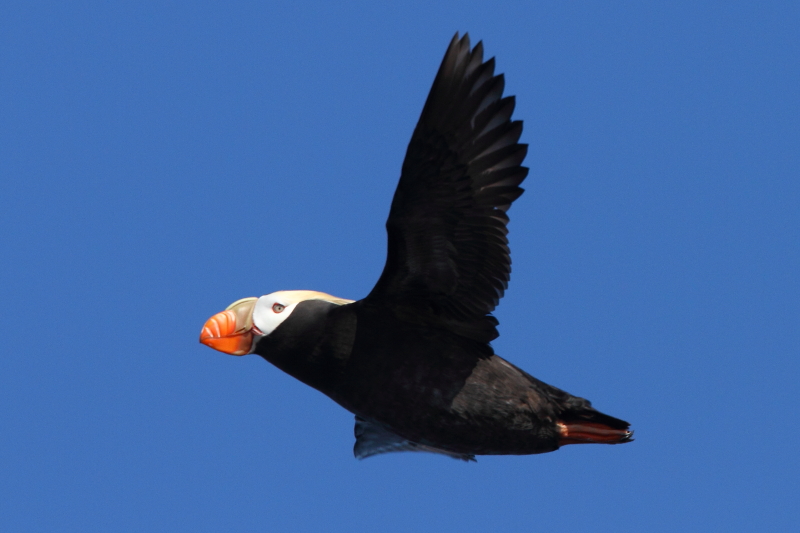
[{"left": 199, "top": 33, "right": 632, "bottom": 461}]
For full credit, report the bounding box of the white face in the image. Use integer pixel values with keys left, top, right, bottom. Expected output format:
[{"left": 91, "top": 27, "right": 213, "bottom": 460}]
[
  {"left": 252, "top": 291, "right": 302, "bottom": 337},
  {"left": 251, "top": 290, "right": 355, "bottom": 338}
]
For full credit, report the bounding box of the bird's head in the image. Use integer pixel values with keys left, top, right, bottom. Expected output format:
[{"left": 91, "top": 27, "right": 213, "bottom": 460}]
[{"left": 199, "top": 290, "right": 353, "bottom": 355}]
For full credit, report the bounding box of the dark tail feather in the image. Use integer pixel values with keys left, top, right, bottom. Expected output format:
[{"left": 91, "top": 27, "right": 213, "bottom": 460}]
[{"left": 557, "top": 411, "right": 633, "bottom": 446}]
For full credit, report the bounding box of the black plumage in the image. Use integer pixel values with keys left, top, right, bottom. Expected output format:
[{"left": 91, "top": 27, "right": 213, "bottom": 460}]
[{"left": 200, "top": 33, "right": 632, "bottom": 460}]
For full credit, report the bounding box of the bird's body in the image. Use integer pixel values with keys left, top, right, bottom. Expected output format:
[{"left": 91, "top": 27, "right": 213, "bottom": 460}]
[
  {"left": 244, "top": 297, "right": 629, "bottom": 460},
  {"left": 200, "top": 34, "right": 632, "bottom": 460}
]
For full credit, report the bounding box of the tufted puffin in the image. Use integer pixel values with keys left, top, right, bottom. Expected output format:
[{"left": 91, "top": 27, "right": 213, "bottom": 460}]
[{"left": 200, "top": 33, "right": 632, "bottom": 461}]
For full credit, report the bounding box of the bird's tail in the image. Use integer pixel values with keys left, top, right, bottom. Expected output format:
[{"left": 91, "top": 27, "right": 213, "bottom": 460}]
[{"left": 557, "top": 410, "right": 633, "bottom": 446}]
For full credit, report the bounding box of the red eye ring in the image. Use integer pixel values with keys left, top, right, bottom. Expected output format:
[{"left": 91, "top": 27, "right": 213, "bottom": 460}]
[{"left": 272, "top": 303, "right": 286, "bottom": 313}]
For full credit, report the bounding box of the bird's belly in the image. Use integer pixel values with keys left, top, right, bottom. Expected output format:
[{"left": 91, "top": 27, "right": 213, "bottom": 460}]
[{"left": 329, "top": 329, "right": 560, "bottom": 454}]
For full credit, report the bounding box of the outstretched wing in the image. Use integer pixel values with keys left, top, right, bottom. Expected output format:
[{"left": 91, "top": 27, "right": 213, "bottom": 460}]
[{"left": 366, "top": 33, "right": 528, "bottom": 342}]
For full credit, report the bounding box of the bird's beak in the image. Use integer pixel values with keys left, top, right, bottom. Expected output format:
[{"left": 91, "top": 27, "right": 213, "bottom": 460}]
[{"left": 199, "top": 297, "right": 259, "bottom": 355}]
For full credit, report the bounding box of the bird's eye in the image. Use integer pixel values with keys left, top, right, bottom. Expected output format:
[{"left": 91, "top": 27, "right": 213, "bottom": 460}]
[{"left": 272, "top": 303, "right": 286, "bottom": 313}]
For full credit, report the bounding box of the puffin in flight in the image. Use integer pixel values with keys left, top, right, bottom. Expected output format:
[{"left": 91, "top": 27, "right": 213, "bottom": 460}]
[{"left": 200, "top": 33, "right": 632, "bottom": 461}]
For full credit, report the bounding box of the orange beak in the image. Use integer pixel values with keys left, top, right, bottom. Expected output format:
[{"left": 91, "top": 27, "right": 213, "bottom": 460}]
[{"left": 199, "top": 297, "right": 258, "bottom": 356}]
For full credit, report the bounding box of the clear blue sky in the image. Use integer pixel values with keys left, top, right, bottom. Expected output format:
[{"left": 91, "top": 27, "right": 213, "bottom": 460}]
[{"left": 2, "top": 2, "right": 798, "bottom": 531}]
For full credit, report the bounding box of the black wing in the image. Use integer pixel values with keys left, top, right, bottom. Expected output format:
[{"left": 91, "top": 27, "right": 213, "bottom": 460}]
[{"left": 366, "top": 33, "right": 528, "bottom": 342}]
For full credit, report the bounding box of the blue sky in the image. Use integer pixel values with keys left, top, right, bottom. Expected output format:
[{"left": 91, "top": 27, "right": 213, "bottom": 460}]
[{"left": 2, "top": 1, "right": 798, "bottom": 531}]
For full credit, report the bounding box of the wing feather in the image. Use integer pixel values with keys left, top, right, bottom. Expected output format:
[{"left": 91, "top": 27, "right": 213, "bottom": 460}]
[{"left": 367, "top": 33, "right": 528, "bottom": 342}]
